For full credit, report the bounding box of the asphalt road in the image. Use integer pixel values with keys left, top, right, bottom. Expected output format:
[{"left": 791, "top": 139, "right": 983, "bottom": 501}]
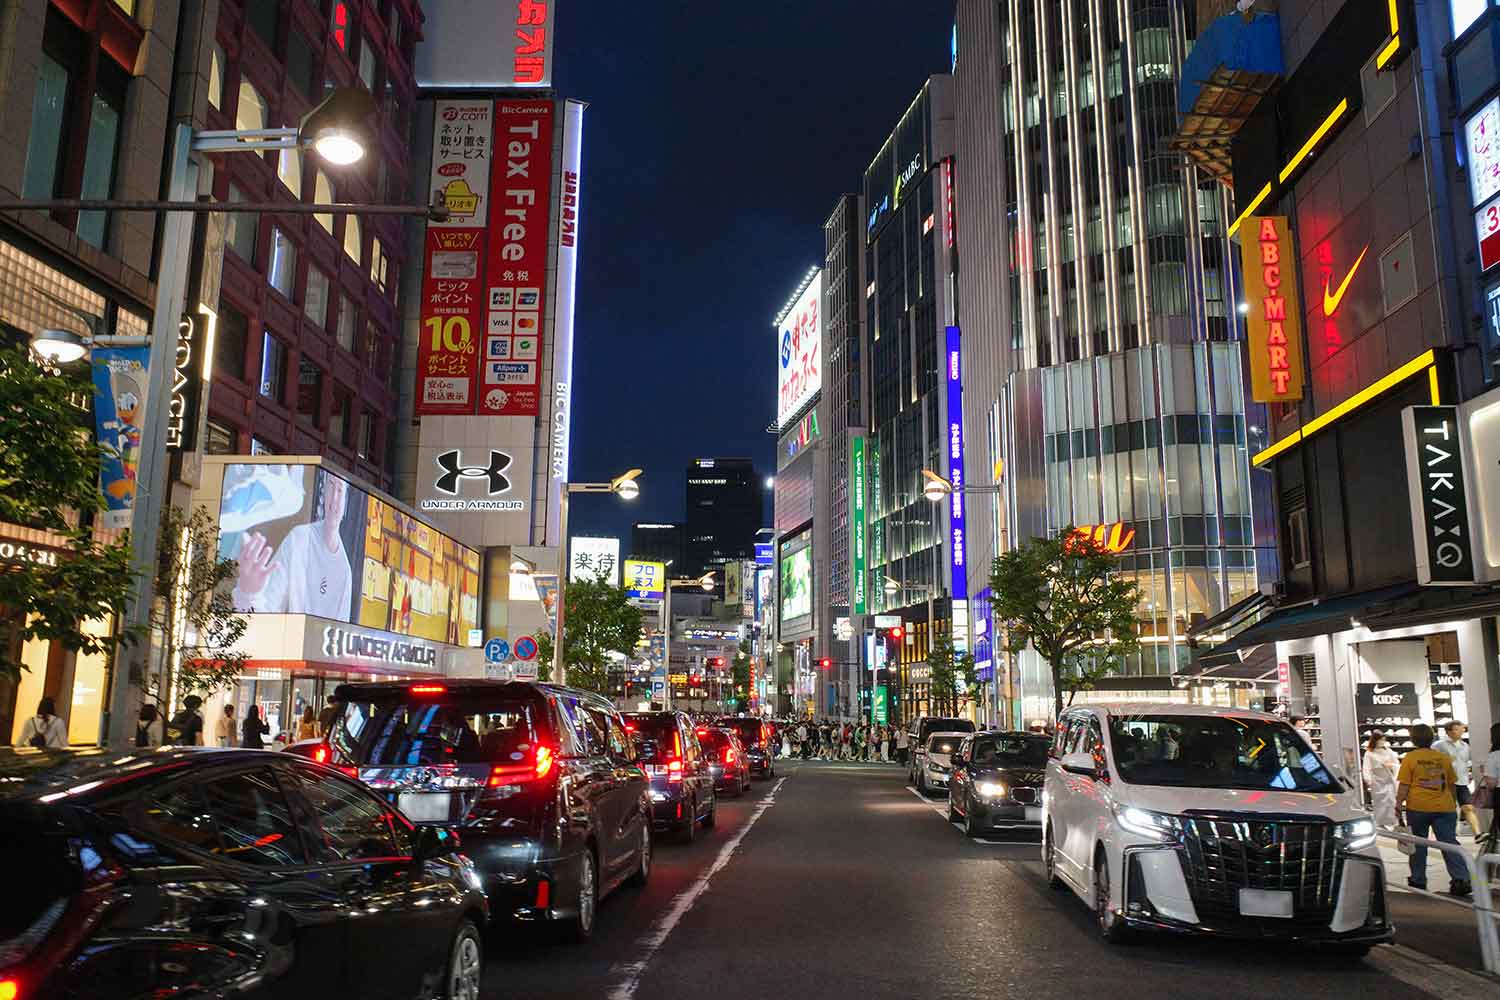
[{"left": 481, "top": 760, "right": 1494, "bottom": 999}]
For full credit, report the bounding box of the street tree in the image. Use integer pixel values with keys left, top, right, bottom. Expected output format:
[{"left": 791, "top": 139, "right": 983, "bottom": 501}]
[
  {"left": 150, "top": 505, "right": 248, "bottom": 707},
  {"left": 926, "top": 625, "right": 976, "bottom": 717},
  {"left": 556, "top": 572, "right": 643, "bottom": 694},
  {"left": 730, "top": 639, "right": 752, "bottom": 709},
  {"left": 990, "top": 527, "right": 1141, "bottom": 719},
  {"left": 0, "top": 346, "right": 137, "bottom": 683}
]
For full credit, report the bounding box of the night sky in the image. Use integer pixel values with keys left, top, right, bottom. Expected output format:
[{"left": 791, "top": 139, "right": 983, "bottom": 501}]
[{"left": 551, "top": 1, "right": 956, "bottom": 546}]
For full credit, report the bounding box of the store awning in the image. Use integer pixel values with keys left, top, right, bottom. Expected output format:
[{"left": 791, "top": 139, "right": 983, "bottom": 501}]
[
  {"left": 1188, "top": 590, "right": 1271, "bottom": 643},
  {"left": 1196, "top": 583, "right": 1422, "bottom": 659},
  {"left": 1179, "top": 641, "right": 1278, "bottom": 683},
  {"left": 1362, "top": 584, "right": 1500, "bottom": 632},
  {"left": 1170, "top": 11, "right": 1283, "bottom": 183}
]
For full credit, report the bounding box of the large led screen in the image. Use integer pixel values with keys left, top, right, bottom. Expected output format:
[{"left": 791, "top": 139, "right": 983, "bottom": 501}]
[
  {"left": 780, "top": 544, "right": 812, "bottom": 625},
  {"left": 217, "top": 464, "right": 480, "bottom": 644}
]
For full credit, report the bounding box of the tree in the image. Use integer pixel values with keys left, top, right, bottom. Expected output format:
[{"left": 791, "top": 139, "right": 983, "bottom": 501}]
[
  {"left": 990, "top": 527, "right": 1141, "bottom": 719},
  {"left": 926, "top": 626, "right": 976, "bottom": 717},
  {"left": 149, "top": 505, "right": 248, "bottom": 707},
  {"left": 556, "top": 573, "right": 643, "bottom": 694},
  {"left": 0, "top": 347, "right": 137, "bottom": 684},
  {"left": 729, "top": 639, "right": 752, "bottom": 709}
]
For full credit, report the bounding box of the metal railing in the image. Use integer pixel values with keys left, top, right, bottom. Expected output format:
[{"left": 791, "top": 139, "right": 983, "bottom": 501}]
[{"left": 1376, "top": 826, "right": 1500, "bottom": 974}]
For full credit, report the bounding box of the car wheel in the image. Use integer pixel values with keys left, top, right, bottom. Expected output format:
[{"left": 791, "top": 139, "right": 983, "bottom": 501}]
[
  {"left": 679, "top": 798, "right": 698, "bottom": 843},
  {"left": 563, "top": 849, "right": 598, "bottom": 943},
  {"left": 444, "top": 920, "right": 483, "bottom": 1000},
  {"left": 1094, "top": 847, "right": 1130, "bottom": 944},
  {"left": 946, "top": 792, "right": 959, "bottom": 823},
  {"left": 1043, "top": 825, "right": 1065, "bottom": 890},
  {"left": 702, "top": 792, "right": 717, "bottom": 829},
  {"left": 627, "top": 821, "right": 652, "bottom": 887}
]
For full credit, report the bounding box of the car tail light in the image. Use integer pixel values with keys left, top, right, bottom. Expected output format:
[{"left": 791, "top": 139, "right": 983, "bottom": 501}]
[
  {"left": 336, "top": 765, "right": 359, "bottom": 779},
  {"left": 667, "top": 759, "right": 684, "bottom": 783},
  {"left": 534, "top": 745, "right": 555, "bottom": 780},
  {"left": 311, "top": 743, "right": 331, "bottom": 764},
  {"left": 535, "top": 879, "right": 550, "bottom": 910},
  {"left": 724, "top": 748, "right": 736, "bottom": 764},
  {"left": 487, "top": 745, "right": 556, "bottom": 786},
  {"left": 696, "top": 728, "right": 709, "bottom": 736},
  {"left": 0, "top": 978, "right": 18, "bottom": 1000},
  {"left": 410, "top": 684, "right": 446, "bottom": 696}
]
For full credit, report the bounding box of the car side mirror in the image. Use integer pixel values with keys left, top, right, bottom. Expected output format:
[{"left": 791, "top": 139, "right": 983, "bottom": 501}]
[
  {"left": 1061, "top": 751, "right": 1099, "bottom": 778},
  {"left": 413, "top": 824, "right": 458, "bottom": 864}
]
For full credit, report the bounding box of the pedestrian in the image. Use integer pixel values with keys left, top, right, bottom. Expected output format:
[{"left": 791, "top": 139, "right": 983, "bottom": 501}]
[
  {"left": 1475, "top": 722, "right": 1499, "bottom": 849},
  {"left": 241, "top": 704, "right": 270, "bottom": 749},
  {"left": 896, "top": 726, "right": 910, "bottom": 765},
  {"left": 317, "top": 694, "right": 342, "bottom": 736},
  {"left": 215, "top": 704, "right": 236, "bottom": 747},
  {"left": 1396, "top": 723, "right": 1471, "bottom": 897},
  {"left": 164, "top": 695, "right": 204, "bottom": 746},
  {"left": 296, "top": 705, "right": 319, "bottom": 741},
  {"left": 135, "top": 703, "right": 159, "bottom": 748},
  {"left": 881, "top": 725, "right": 891, "bottom": 763},
  {"left": 1435, "top": 721, "right": 1482, "bottom": 836},
  {"left": 19, "top": 696, "right": 68, "bottom": 748},
  {"left": 1361, "top": 730, "right": 1399, "bottom": 829}
]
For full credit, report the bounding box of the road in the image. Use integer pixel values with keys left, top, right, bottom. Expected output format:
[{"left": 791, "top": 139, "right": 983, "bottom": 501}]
[{"left": 483, "top": 760, "right": 1494, "bottom": 999}]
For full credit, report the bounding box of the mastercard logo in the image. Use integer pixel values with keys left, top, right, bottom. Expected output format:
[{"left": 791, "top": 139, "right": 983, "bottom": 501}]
[{"left": 516, "top": 315, "right": 537, "bottom": 331}]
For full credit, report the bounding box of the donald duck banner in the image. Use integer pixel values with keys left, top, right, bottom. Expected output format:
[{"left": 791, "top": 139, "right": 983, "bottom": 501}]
[{"left": 92, "top": 345, "right": 150, "bottom": 530}]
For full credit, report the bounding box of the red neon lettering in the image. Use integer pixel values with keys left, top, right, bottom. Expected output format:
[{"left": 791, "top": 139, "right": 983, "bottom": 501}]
[{"left": 1263, "top": 296, "right": 1286, "bottom": 321}]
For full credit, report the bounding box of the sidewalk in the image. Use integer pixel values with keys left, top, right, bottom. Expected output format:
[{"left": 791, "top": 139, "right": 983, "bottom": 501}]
[{"left": 1377, "top": 826, "right": 1499, "bottom": 975}]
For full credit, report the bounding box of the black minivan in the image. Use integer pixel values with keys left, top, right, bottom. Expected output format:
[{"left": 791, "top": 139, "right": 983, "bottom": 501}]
[
  {"left": 330, "top": 680, "right": 652, "bottom": 942},
  {"left": 623, "top": 711, "right": 717, "bottom": 842}
]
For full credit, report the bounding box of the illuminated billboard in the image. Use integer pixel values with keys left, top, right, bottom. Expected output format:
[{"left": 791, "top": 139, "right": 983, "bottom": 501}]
[
  {"left": 217, "top": 463, "right": 481, "bottom": 645},
  {"left": 415, "top": 0, "right": 556, "bottom": 90},
  {"left": 1240, "top": 217, "right": 1305, "bottom": 403},
  {"left": 776, "top": 270, "right": 822, "bottom": 428},
  {"left": 569, "top": 536, "right": 620, "bottom": 584},
  {"left": 780, "top": 542, "right": 812, "bottom": 625}
]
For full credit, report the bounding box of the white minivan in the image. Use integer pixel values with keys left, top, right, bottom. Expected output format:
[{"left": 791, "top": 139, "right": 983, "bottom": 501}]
[{"left": 1043, "top": 704, "right": 1392, "bottom": 953}]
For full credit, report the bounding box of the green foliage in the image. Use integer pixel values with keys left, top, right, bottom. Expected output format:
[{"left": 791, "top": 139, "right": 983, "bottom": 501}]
[
  {"left": 990, "top": 527, "right": 1141, "bottom": 719},
  {"left": 559, "top": 573, "right": 643, "bottom": 695},
  {"left": 729, "top": 638, "right": 752, "bottom": 708},
  {"left": 926, "top": 626, "right": 976, "bottom": 717},
  {"left": 152, "top": 505, "right": 248, "bottom": 701},
  {"left": 0, "top": 347, "right": 137, "bottom": 682}
]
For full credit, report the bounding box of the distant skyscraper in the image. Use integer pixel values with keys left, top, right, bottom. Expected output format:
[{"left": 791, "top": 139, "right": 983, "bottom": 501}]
[
  {"left": 630, "top": 522, "right": 684, "bottom": 568},
  {"left": 684, "top": 459, "right": 760, "bottom": 578}
]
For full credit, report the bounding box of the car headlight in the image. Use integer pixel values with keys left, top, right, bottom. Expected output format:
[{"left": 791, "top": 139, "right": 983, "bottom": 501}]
[
  {"left": 976, "top": 780, "right": 1008, "bottom": 800},
  {"left": 1335, "top": 817, "right": 1376, "bottom": 851},
  {"left": 1114, "top": 806, "right": 1180, "bottom": 841}
]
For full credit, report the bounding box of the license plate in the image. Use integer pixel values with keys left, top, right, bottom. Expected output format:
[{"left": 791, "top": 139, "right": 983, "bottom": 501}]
[
  {"left": 1024, "top": 806, "right": 1042, "bottom": 823},
  {"left": 644, "top": 764, "right": 665, "bottom": 776},
  {"left": 398, "top": 792, "right": 453, "bottom": 823},
  {"left": 1238, "top": 888, "right": 1294, "bottom": 918}
]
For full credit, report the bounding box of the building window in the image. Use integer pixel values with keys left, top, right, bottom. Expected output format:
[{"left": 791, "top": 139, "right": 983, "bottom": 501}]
[
  {"left": 236, "top": 79, "right": 267, "bottom": 134},
  {"left": 250, "top": 436, "right": 278, "bottom": 455},
  {"left": 205, "top": 420, "right": 236, "bottom": 454},
  {"left": 370, "top": 237, "right": 388, "bottom": 292},
  {"left": 22, "top": 55, "right": 69, "bottom": 201},
  {"left": 1285, "top": 507, "right": 1311, "bottom": 570},
  {"left": 76, "top": 90, "right": 121, "bottom": 248},
  {"left": 246, "top": 2, "right": 278, "bottom": 51},
  {"left": 208, "top": 43, "right": 224, "bottom": 108},
  {"left": 336, "top": 295, "right": 356, "bottom": 351},
  {"left": 314, "top": 171, "right": 335, "bottom": 234},
  {"left": 259, "top": 332, "right": 286, "bottom": 400},
  {"left": 297, "top": 359, "right": 324, "bottom": 426},
  {"left": 358, "top": 410, "right": 375, "bottom": 458},
  {"left": 304, "top": 267, "right": 329, "bottom": 328},
  {"left": 343, "top": 214, "right": 361, "bottom": 263},
  {"left": 226, "top": 184, "right": 258, "bottom": 263},
  {"left": 358, "top": 39, "right": 377, "bottom": 91},
  {"left": 330, "top": 389, "right": 352, "bottom": 445},
  {"left": 215, "top": 301, "right": 249, "bottom": 381},
  {"left": 277, "top": 146, "right": 302, "bottom": 198},
  {"left": 268, "top": 227, "right": 297, "bottom": 299},
  {"left": 285, "top": 29, "right": 319, "bottom": 98}
]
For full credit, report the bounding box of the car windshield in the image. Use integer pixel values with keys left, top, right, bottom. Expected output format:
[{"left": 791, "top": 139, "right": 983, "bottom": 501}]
[
  {"left": 927, "top": 736, "right": 964, "bottom": 754},
  {"left": 718, "top": 720, "right": 762, "bottom": 745},
  {"left": 352, "top": 695, "right": 539, "bottom": 765},
  {"left": 923, "top": 719, "right": 974, "bottom": 740},
  {"left": 971, "top": 735, "right": 1049, "bottom": 767},
  {"left": 1107, "top": 715, "right": 1340, "bottom": 792},
  {"left": 626, "top": 716, "right": 681, "bottom": 761},
  {"left": 697, "top": 730, "right": 728, "bottom": 751}
]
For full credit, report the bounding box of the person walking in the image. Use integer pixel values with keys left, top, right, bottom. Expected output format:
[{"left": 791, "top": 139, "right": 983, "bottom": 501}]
[
  {"left": 164, "top": 695, "right": 204, "bottom": 746},
  {"left": 19, "top": 697, "right": 68, "bottom": 748},
  {"left": 135, "top": 703, "right": 159, "bottom": 748},
  {"left": 215, "top": 704, "right": 236, "bottom": 747},
  {"left": 880, "top": 725, "right": 891, "bottom": 763},
  {"left": 241, "top": 704, "right": 270, "bottom": 749},
  {"left": 317, "top": 694, "right": 342, "bottom": 736},
  {"left": 295, "top": 705, "right": 319, "bottom": 742},
  {"left": 1435, "top": 721, "right": 1482, "bottom": 837},
  {"left": 1361, "top": 731, "right": 1400, "bottom": 829},
  {"left": 1396, "top": 723, "right": 1471, "bottom": 897},
  {"left": 1474, "top": 722, "right": 1499, "bottom": 850},
  {"left": 896, "top": 726, "right": 910, "bottom": 765}
]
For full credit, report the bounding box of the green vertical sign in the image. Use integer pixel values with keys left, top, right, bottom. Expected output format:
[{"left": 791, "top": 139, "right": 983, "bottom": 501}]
[
  {"left": 850, "top": 435, "right": 867, "bottom": 614},
  {"left": 873, "top": 685, "right": 888, "bottom": 725},
  {"left": 871, "top": 437, "right": 884, "bottom": 572}
]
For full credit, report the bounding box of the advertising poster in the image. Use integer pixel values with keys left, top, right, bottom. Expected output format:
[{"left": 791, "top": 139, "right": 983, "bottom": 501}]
[
  {"left": 776, "top": 271, "right": 822, "bottom": 427},
  {"left": 482, "top": 100, "right": 554, "bottom": 416},
  {"left": 1240, "top": 217, "right": 1305, "bottom": 403},
  {"left": 780, "top": 544, "right": 812, "bottom": 624},
  {"left": 533, "top": 574, "right": 560, "bottom": 636},
  {"left": 945, "top": 327, "right": 968, "bottom": 601},
  {"left": 217, "top": 464, "right": 479, "bottom": 643},
  {"left": 569, "top": 536, "right": 620, "bottom": 584},
  {"left": 416, "top": 100, "right": 493, "bottom": 416},
  {"left": 92, "top": 345, "right": 150, "bottom": 530}
]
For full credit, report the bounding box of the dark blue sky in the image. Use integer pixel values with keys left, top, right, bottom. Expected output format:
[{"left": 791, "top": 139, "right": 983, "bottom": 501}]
[{"left": 552, "top": 2, "right": 955, "bottom": 544}]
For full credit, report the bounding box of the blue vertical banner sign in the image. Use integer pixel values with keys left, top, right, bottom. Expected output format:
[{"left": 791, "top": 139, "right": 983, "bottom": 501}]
[
  {"left": 92, "top": 346, "right": 151, "bottom": 530},
  {"left": 945, "top": 326, "right": 968, "bottom": 600}
]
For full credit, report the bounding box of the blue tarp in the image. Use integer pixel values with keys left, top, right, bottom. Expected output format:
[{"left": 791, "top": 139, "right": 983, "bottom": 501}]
[{"left": 1178, "top": 11, "right": 1285, "bottom": 117}]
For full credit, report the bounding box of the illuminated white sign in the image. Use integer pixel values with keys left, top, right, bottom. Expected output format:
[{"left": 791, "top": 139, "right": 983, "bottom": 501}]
[
  {"left": 1467, "top": 96, "right": 1500, "bottom": 207},
  {"left": 776, "top": 270, "right": 823, "bottom": 428},
  {"left": 1453, "top": 0, "right": 1489, "bottom": 39},
  {"left": 570, "top": 536, "right": 620, "bottom": 585}
]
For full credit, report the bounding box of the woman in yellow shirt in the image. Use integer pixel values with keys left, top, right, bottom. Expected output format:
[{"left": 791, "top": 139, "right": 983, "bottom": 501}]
[{"left": 1396, "top": 723, "right": 1470, "bottom": 897}]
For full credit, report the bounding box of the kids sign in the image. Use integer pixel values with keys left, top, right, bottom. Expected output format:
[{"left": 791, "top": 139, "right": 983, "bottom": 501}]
[{"left": 1241, "top": 216, "right": 1305, "bottom": 403}]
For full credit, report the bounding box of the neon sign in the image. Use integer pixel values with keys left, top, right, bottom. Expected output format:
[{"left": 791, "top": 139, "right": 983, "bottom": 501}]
[
  {"left": 1068, "top": 522, "right": 1137, "bottom": 554},
  {"left": 1241, "top": 216, "right": 1305, "bottom": 402}
]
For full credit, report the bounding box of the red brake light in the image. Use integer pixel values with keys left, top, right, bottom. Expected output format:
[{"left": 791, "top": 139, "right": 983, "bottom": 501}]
[
  {"left": 667, "top": 759, "right": 684, "bottom": 782},
  {"left": 624, "top": 723, "right": 636, "bottom": 731},
  {"left": 487, "top": 745, "right": 556, "bottom": 786},
  {"left": 311, "top": 743, "right": 331, "bottom": 764},
  {"left": 337, "top": 765, "right": 359, "bottom": 778},
  {"left": 534, "top": 745, "right": 555, "bottom": 780},
  {"left": 696, "top": 728, "right": 709, "bottom": 736},
  {"left": 0, "top": 978, "right": 18, "bottom": 1000},
  {"left": 673, "top": 730, "right": 682, "bottom": 758},
  {"left": 410, "top": 684, "right": 446, "bottom": 696}
]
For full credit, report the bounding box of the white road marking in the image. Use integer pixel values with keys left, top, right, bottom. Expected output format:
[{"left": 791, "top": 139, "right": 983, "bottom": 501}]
[
  {"left": 906, "top": 783, "right": 952, "bottom": 820},
  {"left": 605, "top": 776, "right": 788, "bottom": 1000},
  {"left": 1366, "top": 943, "right": 1498, "bottom": 1000}
]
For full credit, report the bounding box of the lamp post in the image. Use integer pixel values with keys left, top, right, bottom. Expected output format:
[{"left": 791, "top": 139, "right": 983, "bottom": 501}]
[
  {"left": 551, "top": 470, "right": 643, "bottom": 684},
  {"left": 24, "top": 89, "right": 382, "bottom": 747}
]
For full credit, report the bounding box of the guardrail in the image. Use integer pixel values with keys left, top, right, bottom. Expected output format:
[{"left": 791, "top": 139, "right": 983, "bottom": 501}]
[{"left": 1376, "top": 826, "right": 1500, "bottom": 974}]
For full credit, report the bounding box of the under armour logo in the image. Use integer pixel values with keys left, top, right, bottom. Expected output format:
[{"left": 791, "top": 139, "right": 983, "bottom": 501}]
[{"left": 435, "top": 449, "right": 512, "bottom": 496}]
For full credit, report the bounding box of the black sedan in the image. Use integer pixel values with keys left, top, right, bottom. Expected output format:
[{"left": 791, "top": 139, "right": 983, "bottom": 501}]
[
  {"left": 696, "top": 727, "right": 751, "bottom": 796},
  {"left": 946, "top": 731, "right": 1050, "bottom": 838},
  {"left": 0, "top": 747, "right": 487, "bottom": 1000},
  {"left": 714, "top": 716, "right": 776, "bottom": 779}
]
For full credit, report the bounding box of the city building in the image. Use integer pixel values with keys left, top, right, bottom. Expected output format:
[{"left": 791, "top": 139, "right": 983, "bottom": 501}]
[
  {"left": 686, "top": 458, "right": 760, "bottom": 579},
  {"left": 0, "top": 0, "right": 218, "bottom": 743},
  {"left": 631, "top": 521, "right": 684, "bottom": 569},
  {"left": 861, "top": 75, "right": 959, "bottom": 723},
  {"left": 952, "top": 0, "right": 1273, "bottom": 727},
  {"left": 1172, "top": 2, "right": 1498, "bottom": 779}
]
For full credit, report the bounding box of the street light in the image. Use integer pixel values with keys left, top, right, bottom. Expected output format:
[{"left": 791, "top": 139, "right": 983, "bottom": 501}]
[
  {"left": 552, "top": 469, "right": 644, "bottom": 683},
  {"left": 31, "top": 289, "right": 148, "bottom": 364},
  {"left": 920, "top": 469, "right": 1005, "bottom": 502}
]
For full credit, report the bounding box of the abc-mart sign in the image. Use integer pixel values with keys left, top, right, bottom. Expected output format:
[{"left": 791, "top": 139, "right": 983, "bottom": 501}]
[{"left": 1403, "top": 385, "right": 1500, "bottom": 584}]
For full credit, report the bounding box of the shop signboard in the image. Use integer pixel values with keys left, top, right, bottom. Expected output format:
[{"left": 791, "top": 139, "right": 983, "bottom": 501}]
[
  {"left": 944, "top": 327, "right": 968, "bottom": 601},
  {"left": 92, "top": 345, "right": 150, "bottom": 530},
  {"left": 1355, "top": 681, "right": 1422, "bottom": 753},
  {"left": 1401, "top": 406, "right": 1476, "bottom": 584},
  {"left": 1240, "top": 217, "right": 1306, "bottom": 403},
  {"left": 1466, "top": 95, "right": 1500, "bottom": 208},
  {"left": 547, "top": 100, "right": 584, "bottom": 544},
  {"left": 569, "top": 536, "right": 620, "bottom": 584},
  {"left": 850, "top": 433, "right": 867, "bottom": 614},
  {"left": 776, "top": 270, "right": 822, "bottom": 428},
  {"left": 624, "top": 559, "right": 665, "bottom": 601},
  {"left": 1477, "top": 193, "right": 1500, "bottom": 272},
  {"left": 873, "top": 685, "right": 888, "bottom": 725},
  {"left": 415, "top": 0, "right": 557, "bottom": 90}
]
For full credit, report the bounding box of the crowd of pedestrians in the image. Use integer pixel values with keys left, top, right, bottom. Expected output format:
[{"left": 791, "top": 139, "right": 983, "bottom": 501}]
[{"left": 772, "top": 718, "right": 904, "bottom": 763}]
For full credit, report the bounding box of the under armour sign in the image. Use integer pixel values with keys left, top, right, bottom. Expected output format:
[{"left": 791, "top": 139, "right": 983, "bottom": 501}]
[{"left": 421, "top": 449, "right": 526, "bottom": 512}]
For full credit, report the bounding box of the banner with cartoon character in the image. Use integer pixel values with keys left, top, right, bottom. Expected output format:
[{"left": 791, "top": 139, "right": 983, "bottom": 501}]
[{"left": 92, "top": 346, "right": 150, "bottom": 530}]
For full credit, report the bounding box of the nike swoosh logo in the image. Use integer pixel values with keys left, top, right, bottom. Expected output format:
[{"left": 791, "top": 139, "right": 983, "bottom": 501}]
[
  {"left": 1323, "top": 245, "right": 1369, "bottom": 316},
  {"left": 1373, "top": 684, "right": 1398, "bottom": 694}
]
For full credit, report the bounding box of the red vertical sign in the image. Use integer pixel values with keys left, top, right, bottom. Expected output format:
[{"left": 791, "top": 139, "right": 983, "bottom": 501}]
[{"left": 480, "top": 100, "right": 554, "bottom": 417}]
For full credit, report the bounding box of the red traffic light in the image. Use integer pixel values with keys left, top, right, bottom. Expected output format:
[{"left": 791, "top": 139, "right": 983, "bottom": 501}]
[
  {"left": 889, "top": 626, "right": 904, "bottom": 639},
  {"left": 819, "top": 658, "right": 832, "bottom": 669},
  {"left": 710, "top": 657, "right": 725, "bottom": 667}
]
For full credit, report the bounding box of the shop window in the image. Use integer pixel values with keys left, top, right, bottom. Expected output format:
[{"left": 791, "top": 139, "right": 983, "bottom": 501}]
[
  {"left": 235, "top": 80, "right": 268, "bottom": 133},
  {"left": 277, "top": 146, "right": 302, "bottom": 198},
  {"left": 259, "top": 332, "right": 287, "bottom": 400},
  {"left": 297, "top": 359, "right": 324, "bottom": 426},
  {"left": 268, "top": 227, "right": 297, "bottom": 299},
  {"left": 226, "top": 184, "right": 258, "bottom": 264},
  {"left": 314, "top": 170, "right": 335, "bottom": 234},
  {"left": 1285, "top": 506, "right": 1311, "bottom": 570},
  {"left": 208, "top": 43, "right": 224, "bottom": 109},
  {"left": 343, "top": 214, "right": 361, "bottom": 264},
  {"left": 214, "top": 301, "right": 249, "bottom": 381},
  {"left": 336, "top": 294, "right": 356, "bottom": 351},
  {"left": 304, "top": 267, "right": 329, "bottom": 328},
  {"left": 205, "top": 419, "right": 236, "bottom": 454}
]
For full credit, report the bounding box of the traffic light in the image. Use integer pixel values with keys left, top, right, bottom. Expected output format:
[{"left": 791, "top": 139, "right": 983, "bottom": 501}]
[
  {"left": 819, "top": 657, "right": 832, "bottom": 669},
  {"left": 710, "top": 657, "right": 725, "bottom": 667},
  {"left": 889, "top": 626, "right": 904, "bottom": 640}
]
